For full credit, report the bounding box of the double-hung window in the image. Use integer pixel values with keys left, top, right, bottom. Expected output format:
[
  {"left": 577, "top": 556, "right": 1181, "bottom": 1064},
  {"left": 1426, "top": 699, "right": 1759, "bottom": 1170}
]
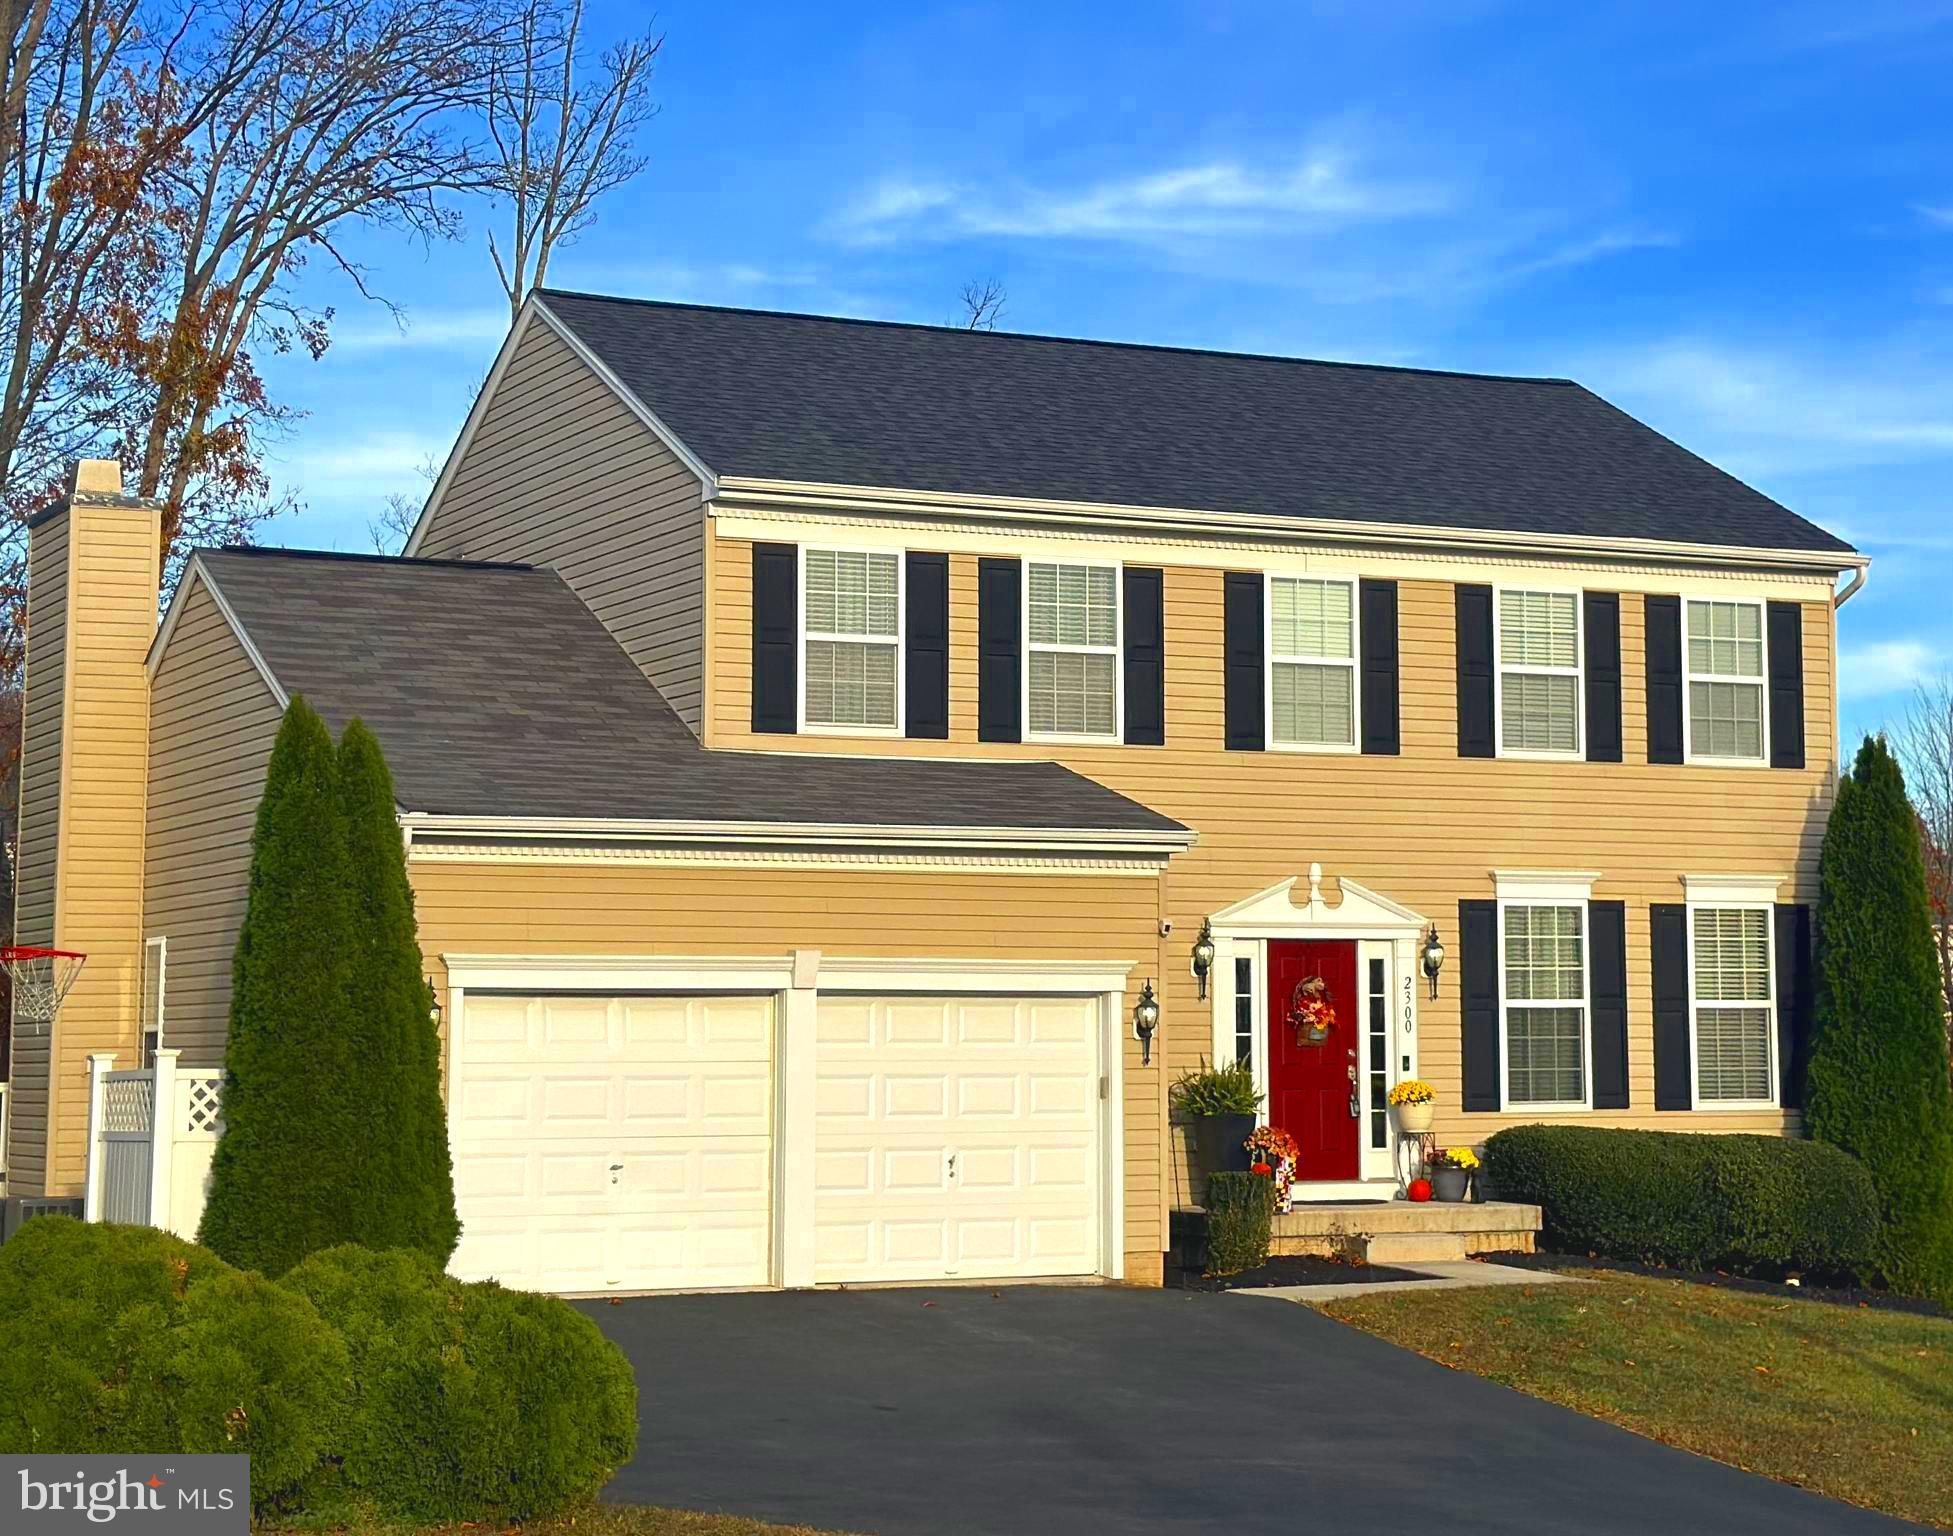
[
  {"left": 1496, "top": 589, "right": 1581, "bottom": 755},
  {"left": 1684, "top": 599, "right": 1766, "bottom": 763},
  {"left": 1501, "top": 903, "right": 1589, "bottom": 1108},
  {"left": 802, "top": 548, "right": 901, "bottom": 731},
  {"left": 1026, "top": 561, "right": 1119, "bottom": 739},
  {"left": 1267, "top": 576, "right": 1357, "bottom": 749},
  {"left": 1691, "top": 906, "right": 1775, "bottom": 1104}
]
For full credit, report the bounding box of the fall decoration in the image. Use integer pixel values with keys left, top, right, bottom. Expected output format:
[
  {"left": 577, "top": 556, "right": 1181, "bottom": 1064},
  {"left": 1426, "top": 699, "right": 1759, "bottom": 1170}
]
[{"left": 1287, "top": 973, "right": 1337, "bottom": 1045}]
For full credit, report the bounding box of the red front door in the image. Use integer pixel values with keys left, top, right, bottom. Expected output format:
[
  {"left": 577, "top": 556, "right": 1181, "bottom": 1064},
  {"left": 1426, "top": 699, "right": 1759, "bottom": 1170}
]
[{"left": 1267, "top": 939, "right": 1361, "bottom": 1182}]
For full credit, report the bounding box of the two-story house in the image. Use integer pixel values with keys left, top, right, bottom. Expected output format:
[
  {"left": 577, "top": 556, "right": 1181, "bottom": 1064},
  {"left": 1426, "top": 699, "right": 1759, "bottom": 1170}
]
[{"left": 5, "top": 292, "right": 1867, "bottom": 1290}]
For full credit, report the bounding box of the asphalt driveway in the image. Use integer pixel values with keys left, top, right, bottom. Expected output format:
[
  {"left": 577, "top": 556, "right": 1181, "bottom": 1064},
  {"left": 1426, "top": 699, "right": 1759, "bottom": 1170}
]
[{"left": 586, "top": 1284, "right": 1925, "bottom": 1536}]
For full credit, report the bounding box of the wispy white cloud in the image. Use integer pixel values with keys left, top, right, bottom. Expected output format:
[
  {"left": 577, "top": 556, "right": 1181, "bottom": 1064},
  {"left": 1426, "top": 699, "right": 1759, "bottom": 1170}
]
[
  {"left": 1915, "top": 204, "right": 1953, "bottom": 228},
  {"left": 272, "top": 429, "right": 444, "bottom": 497},
  {"left": 1840, "top": 638, "right": 1943, "bottom": 701},
  {"left": 331, "top": 309, "right": 511, "bottom": 352}
]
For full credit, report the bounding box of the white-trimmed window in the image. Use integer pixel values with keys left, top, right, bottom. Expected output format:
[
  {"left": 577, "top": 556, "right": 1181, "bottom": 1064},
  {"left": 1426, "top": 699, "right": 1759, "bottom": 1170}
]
[
  {"left": 1267, "top": 576, "right": 1357, "bottom": 749},
  {"left": 141, "top": 936, "right": 167, "bottom": 1067},
  {"left": 1026, "top": 561, "right": 1119, "bottom": 739},
  {"left": 1690, "top": 905, "right": 1775, "bottom": 1105},
  {"left": 801, "top": 548, "right": 901, "bottom": 731},
  {"left": 1685, "top": 599, "right": 1766, "bottom": 763},
  {"left": 1496, "top": 589, "right": 1582, "bottom": 756},
  {"left": 1501, "top": 903, "right": 1590, "bottom": 1108}
]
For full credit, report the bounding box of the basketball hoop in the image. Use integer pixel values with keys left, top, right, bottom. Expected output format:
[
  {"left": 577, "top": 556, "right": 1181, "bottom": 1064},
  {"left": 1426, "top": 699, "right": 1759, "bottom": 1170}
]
[{"left": 2, "top": 946, "right": 87, "bottom": 1029}]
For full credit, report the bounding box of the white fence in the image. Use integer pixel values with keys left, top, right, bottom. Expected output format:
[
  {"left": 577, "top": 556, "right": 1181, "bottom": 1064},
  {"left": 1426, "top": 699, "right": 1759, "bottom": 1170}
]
[{"left": 84, "top": 1051, "right": 224, "bottom": 1236}]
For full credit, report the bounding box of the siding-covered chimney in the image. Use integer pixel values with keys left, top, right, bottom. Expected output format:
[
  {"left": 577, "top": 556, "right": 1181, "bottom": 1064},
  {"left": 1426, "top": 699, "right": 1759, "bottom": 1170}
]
[{"left": 7, "top": 460, "right": 161, "bottom": 1196}]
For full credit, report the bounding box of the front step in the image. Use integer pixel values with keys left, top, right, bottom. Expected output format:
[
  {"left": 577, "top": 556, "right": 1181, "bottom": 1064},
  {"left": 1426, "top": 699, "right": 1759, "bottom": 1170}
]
[
  {"left": 1362, "top": 1230, "right": 1468, "bottom": 1265},
  {"left": 1268, "top": 1199, "right": 1541, "bottom": 1261}
]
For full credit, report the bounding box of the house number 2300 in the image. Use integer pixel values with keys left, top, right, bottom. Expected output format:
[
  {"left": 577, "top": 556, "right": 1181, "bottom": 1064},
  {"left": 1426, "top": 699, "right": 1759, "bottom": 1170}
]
[{"left": 1401, "top": 975, "right": 1414, "bottom": 1034}]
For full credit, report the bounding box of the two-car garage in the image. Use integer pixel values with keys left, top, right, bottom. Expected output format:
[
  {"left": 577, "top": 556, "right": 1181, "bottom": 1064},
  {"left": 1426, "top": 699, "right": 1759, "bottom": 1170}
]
[{"left": 442, "top": 959, "right": 1123, "bottom": 1295}]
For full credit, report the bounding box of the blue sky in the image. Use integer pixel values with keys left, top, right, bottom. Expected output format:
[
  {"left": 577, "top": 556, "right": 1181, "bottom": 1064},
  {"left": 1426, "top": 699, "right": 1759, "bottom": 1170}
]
[{"left": 258, "top": 0, "right": 1953, "bottom": 748}]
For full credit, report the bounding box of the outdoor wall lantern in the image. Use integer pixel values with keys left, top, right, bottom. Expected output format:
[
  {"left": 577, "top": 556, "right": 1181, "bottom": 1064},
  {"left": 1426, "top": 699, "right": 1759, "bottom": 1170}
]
[
  {"left": 1133, "top": 979, "right": 1161, "bottom": 1066},
  {"left": 1421, "top": 922, "right": 1445, "bottom": 1001},
  {"left": 1191, "top": 917, "right": 1217, "bottom": 1000},
  {"left": 427, "top": 983, "right": 443, "bottom": 1033}
]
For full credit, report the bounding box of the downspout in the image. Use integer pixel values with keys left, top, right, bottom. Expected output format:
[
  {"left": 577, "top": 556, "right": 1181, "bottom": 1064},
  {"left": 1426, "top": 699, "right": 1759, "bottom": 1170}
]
[{"left": 1834, "top": 561, "right": 1869, "bottom": 608}]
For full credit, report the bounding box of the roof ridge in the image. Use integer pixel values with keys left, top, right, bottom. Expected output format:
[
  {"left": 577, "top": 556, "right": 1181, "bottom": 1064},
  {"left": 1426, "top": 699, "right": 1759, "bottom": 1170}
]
[
  {"left": 200, "top": 545, "right": 539, "bottom": 573},
  {"left": 535, "top": 288, "right": 1578, "bottom": 388}
]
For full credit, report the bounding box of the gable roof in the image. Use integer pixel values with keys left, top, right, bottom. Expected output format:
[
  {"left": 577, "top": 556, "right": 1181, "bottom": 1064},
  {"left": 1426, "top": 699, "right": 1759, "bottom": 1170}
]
[
  {"left": 537, "top": 289, "right": 1853, "bottom": 557},
  {"left": 183, "top": 547, "right": 1188, "bottom": 849}
]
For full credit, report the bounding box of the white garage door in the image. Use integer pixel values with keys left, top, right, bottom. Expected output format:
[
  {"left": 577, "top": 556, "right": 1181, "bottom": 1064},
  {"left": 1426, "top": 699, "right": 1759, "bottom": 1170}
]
[
  {"left": 448, "top": 992, "right": 774, "bottom": 1293},
  {"left": 814, "top": 993, "right": 1101, "bottom": 1284}
]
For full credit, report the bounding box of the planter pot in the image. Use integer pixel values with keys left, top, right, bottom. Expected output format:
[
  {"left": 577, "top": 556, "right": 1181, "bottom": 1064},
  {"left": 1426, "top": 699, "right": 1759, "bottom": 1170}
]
[
  {"left": 1392, "top": 1100, "right": 1434, "bottom": 1134},
  {"left": 1431, "top": 1166, "right": 1469, "bottom": 1203},
  {"left": 1194, "top": 1112, "right": 1257, "bottom": 1200}
]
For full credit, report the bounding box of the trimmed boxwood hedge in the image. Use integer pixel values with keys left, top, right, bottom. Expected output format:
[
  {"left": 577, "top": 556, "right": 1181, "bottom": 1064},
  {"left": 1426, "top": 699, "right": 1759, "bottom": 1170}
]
[
  {"left": 1205, "top": 1171, "right": 1277, "bottom": 1275},
  {"left": 1483, "top": 1125, "right": 1880, "bottom": 1281}
]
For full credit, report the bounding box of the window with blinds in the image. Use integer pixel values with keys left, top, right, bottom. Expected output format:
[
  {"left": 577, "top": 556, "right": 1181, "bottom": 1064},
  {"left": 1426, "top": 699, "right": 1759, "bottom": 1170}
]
[
  {"left": 1268, "top": 577, "right": 1356, "bottom": 747},
  {"left": 1685, "top": 600, "right": 1765, "bottom": 761},
  {"left": 1497, "top": 590, "right": 1581, "bottom": 754},
  {"left": 1027, "top": 562, "right": 1118, "bottom": 738},
  {"left": 803, "top": 549, "right": 900, "bottom": 728},
  {"left": 1502, "top": 904, "right": 1587, "bottom": 1106},
  {"left": 1692, "top": 906, "right": 1774, "bottom": 1103}
]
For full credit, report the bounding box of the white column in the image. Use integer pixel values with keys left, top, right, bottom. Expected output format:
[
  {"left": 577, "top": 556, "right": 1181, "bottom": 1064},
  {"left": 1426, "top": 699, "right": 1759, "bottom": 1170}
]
[
  {"left": 83, "top": 1052, "right": 116, "bottom": 1221},
  {"left": 777, "top": 949, "right": 821, "bottom": 1289},
  {"left": 148, "top": 1049, "right": 179, "bottom": 1232}
]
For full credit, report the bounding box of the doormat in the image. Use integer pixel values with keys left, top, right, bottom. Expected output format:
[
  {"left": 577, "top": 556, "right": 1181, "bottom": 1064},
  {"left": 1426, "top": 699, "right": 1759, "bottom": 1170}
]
[{"left": 1175, "top": 1255, "right": 1434, "bottom": 1292}]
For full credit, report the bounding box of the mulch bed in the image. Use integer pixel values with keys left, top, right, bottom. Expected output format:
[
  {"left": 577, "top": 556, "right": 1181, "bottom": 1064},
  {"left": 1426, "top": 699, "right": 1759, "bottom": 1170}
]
[
  {"left": 1495, "top": 1249, "right": 1951, "bottom": 1318},
  {"left": 1173, "top": 1254, "right": 1436, "bottom": 1291}
]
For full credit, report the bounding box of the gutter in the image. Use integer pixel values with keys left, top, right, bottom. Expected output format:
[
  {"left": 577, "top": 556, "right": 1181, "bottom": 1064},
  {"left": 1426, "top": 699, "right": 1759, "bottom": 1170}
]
[{"left": 1833, "top": 564, "right": 1869, "bottom": 609}]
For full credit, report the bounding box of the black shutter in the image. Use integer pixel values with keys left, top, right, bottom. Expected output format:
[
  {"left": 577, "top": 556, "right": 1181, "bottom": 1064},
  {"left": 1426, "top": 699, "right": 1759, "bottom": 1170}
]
[
  {"left": 1776, "top": 904, "right": 1815, "bottom": 1109},
  {"left": 1123, "top": 566, "right": 1165, "bottom": 746},
  {"left": 1768, "top": 601, "right": 1806, "bottom": 770},
  {"left": 1460, "top": 899, "right": 1501, "bottom": 1113},
  {"left": 1652, "top": 903, "right": 1691, "bottom": 1109},
  {"left": 750, "top": 542, "right": 797, "bottom": 734},
  {"left": 1584, "top": 592, "right": 1623, "bottom": 764},
  {"left": 1455, "top": 583, "right": 1495, "bottom": 758},
  {"left": 1589, "top": 899, "right": 1629, "bottom": 1109},
  {"left": 977, "top": 557, "right": 1021, "bottom": 743},
  {"left": 1360, "top": 578, "right": 1400, "bottom": 756},
  {"left": 904, "top": 551, "right": 949, "bottom": 740},
  {"left": 1223, "top": 572, "right": 1264, "bottom": 752},
  {"left": 1645, "top": 594, "right": 1684, "bottom": 765}
]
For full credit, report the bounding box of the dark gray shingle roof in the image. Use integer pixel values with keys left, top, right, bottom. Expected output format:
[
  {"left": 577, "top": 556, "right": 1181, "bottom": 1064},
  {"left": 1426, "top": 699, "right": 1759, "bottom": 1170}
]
[
  {"left": 196, "top": 548, "right": 1186, "bottom": 840},
  {"left": 539, "top": 289, "right": 1852, "bottom": 556}
]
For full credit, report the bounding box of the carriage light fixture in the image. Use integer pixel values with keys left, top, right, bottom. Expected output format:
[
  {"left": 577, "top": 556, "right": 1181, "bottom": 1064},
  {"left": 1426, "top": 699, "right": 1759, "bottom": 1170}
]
[
  {"left": 1191, "top": 917, "right": 1217, "bottom": 1000},
  {"left": 1421, "top": 923, "right": 1445, "bottom": 1001},
  {"left": 1133, "top": 979, "right": 1161, "bottom": 1066}
]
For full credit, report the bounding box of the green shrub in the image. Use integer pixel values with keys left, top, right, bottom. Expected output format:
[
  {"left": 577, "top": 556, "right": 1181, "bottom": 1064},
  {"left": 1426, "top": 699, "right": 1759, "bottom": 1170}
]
[
  {"left": 0, "top": 1218, "right": 347, "bottom": 1511},
  {"left": 1483, "top": 1125, "right": 1880, "bottom": 1281},
  {"left": 1171, "top": 1058, "right": 1262, "bottom": 1117},
  {"left": 284, "top": 1245, "right": 636, "bottom": 1521},
  {"left": 1807, "top": 736, "right": 1953, "bottom": 1303},
  {"left": 1205, "top": 1171, "right": 1276, "bottom": 1275}
]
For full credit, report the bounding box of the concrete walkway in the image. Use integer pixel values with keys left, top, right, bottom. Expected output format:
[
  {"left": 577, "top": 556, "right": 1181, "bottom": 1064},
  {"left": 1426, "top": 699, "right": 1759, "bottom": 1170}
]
[{"left": 1232, "top": 1258, "right": 1585, "bottom": 1302}]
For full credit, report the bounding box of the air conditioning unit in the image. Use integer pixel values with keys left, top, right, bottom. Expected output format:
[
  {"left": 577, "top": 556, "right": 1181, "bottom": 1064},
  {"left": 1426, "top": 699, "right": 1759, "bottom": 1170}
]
[{"left": 0, "top": 1195, "right": 85, "bottom": 1242}]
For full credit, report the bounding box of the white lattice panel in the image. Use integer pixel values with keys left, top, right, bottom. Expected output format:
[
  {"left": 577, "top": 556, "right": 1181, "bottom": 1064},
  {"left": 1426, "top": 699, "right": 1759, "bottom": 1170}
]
[
  {"left": 179, "top": 1074, "right": 224, "bottom": 1138},
  {"left": 100, "top": 1075, "right": 154, "bottom": 1136}
]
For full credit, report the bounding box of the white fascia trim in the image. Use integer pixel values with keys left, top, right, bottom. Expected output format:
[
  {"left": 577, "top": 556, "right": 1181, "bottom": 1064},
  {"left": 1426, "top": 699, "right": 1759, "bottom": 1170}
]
[
  {"left": 816, "top": 957, "right": 1134, "bottom": 995},
  {"left": 442, "top": 953, "right": 794, "bottom": 992},
  {"left": 1682, "top": 873, "right": 1787, "bottom": 906},
  {"left": 1492, "top": 869, "right": 1604, "bottom": 902},
  {"left": 145, "top": 557, "right": 289, "bottom": 707},
  {"left": 397, "top": 812, "right": 1196, "bottom": 858},
  {"left": 715, "top": 476, "right": 1871, "bottom": 579}
]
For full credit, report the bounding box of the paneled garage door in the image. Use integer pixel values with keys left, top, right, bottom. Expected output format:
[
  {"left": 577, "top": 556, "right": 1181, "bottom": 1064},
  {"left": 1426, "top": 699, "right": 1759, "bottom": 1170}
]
[
  {"left": 449, "top": 992, "right": 774, "bottom": 1293},
  {"left": 814, "top": 993, "right": 1101, "bottom": 1284}
]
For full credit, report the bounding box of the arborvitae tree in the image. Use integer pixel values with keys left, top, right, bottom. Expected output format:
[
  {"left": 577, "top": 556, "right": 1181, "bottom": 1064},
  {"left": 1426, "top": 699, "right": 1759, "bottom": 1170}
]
[
  {"left": 200, "top": 696, "right": 362, "bottom": 1275},
  {"left": 338, "top": 719, "right": 459, "bottom": 1262},
  {"left": 1807, "top": 735, "right": 1953, "bottom": 1302}
]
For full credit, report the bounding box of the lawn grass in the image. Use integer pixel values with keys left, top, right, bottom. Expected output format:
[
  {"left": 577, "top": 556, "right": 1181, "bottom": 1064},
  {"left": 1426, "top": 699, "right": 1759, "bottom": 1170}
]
[
  {"left": 1319, "top": 1269, "right": 1953, "bottom": 1530},
  {"left": 266, "top": 1508, "right": 850, "bottom": 1536}
]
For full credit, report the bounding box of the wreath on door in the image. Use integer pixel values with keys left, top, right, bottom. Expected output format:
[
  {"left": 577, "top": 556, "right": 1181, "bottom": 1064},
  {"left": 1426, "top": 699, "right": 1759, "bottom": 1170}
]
[{"left": 1288, "top": 974, "right": 1337, "bottom": 1046}]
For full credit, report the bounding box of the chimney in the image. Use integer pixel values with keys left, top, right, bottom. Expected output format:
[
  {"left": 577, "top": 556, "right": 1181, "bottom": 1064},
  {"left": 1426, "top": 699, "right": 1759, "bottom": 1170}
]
[{"left": 7, "top": 460, "right": 161, "bottom": 1197}]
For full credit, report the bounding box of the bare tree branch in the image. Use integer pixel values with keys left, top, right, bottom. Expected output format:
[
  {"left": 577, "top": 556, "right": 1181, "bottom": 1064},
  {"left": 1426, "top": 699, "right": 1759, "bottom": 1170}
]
[
  {"left": 955, "top": 276, "right": 1006, "bottom": 331},
  {"left": 1894, "top": 672, "right": 1953, "bottom": 1065}
]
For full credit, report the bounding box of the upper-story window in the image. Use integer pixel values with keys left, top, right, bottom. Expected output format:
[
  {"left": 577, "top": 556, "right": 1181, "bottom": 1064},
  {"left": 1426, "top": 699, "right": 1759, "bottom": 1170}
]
[
  {"left": 1685, "top": 599, "right": 1766, "bottom": 763},
  {"left": 1496, "top": 588, "right": 1581, "bottom": 756},
  {"left": 802, "top": 547, "right": 901, "bottom": 731},
  {"left": 1267, "top": 576, "right": 1356, "bottom": 750},
  {"left": 1026, "top": 561, "right": 1120, "bottom": 739},
  {"left": 1691, "top": 905, "right": 1775, "bottom": 1105},
  {"left": 1501, "top": 902, "right": 1589, "bottom": 1108}
]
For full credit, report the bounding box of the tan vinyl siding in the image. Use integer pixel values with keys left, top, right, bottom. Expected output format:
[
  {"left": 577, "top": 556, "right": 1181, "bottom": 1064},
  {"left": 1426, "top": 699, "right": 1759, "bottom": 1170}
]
[
  {"left": 8, "top": 515, "right": 70, "bottom": 1191},
  {"left": 414, "top": 319, "right": 709, "bottom": 731},
  {"left": 411, "top": 860, "right": 1168, "bottom": 1283},
  {"left": 709, "top": 539, "right": 1839, "bottom": 1207},
  {"left": 142, "top": 580, "right": 283, "bottom": 1069}
]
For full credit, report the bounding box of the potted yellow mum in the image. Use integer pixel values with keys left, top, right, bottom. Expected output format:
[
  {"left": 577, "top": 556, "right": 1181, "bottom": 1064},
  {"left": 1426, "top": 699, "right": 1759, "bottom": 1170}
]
[
  {"left": 1432, "top": 1145, "right": 1479, "bottom": 1202},
  {"left": 1387, "top": 1078, "right": 1436, "bottom": 1133}
]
